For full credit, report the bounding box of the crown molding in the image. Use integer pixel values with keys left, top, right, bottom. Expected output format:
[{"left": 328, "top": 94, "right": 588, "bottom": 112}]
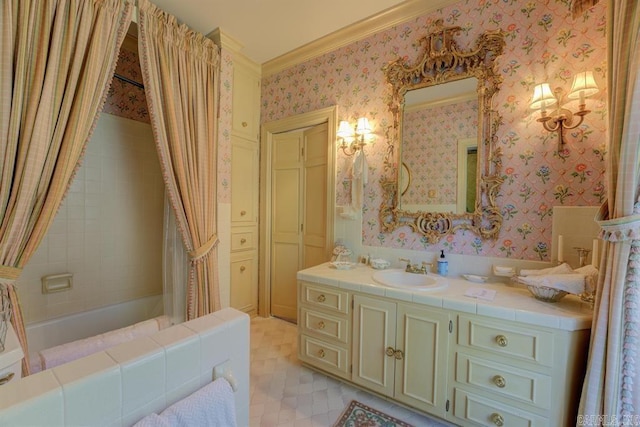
[
  {"left": 207, "top": 28, "right": 245, "bottom": 54},
  {"left": 261, "top": 0, "right": 457, "bottom": 77}
]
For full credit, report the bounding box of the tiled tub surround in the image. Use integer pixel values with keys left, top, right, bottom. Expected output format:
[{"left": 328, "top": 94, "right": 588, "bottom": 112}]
[
  {"left": 0, "top": 308, "right": 250, "bottom": 427},
  {"left": 297, "top": 263, "right": 592, "bottom": 426}
]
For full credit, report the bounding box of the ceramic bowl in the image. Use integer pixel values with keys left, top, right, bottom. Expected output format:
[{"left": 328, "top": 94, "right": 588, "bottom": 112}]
[{"left": 369, "top": 258, "right": 391, "bottom": 270}]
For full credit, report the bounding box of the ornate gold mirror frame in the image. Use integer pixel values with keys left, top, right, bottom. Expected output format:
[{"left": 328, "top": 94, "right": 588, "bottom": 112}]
[{"left": 380, "top": 20, "right": 506, "bottom": 243}]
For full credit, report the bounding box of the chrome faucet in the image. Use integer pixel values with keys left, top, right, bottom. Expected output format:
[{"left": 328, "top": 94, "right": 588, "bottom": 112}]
[{"left": 399, "top": 258, "right": 432, "bottom": 274}]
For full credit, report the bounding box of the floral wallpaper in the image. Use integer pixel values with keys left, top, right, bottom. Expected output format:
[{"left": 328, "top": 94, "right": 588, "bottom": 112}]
[
  {"left": 103, "top": 47, "right": 149, "bottom": 123},
  {"left": 402, "top": 99, "right": 478, "bottom": 206},
  {"left": 261, "top": 0, "right": 607, "bottom": 261}
]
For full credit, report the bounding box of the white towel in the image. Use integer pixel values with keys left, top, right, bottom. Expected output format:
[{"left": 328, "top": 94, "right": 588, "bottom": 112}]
[
  {"left": 351, "top": 150, "right": 368, "bottom": 210},
  {"left": 163, "top": 378, "right": 236, "bottom": 427},
  {"left": 575, "top": 265, "right": 599, "bottom": 293},
  {"left": 519, "top": 263, "right": 573, "bottom": 276},
  {"left": 37, "top": 317, "right": 161, "bottom": 370},
  {"left": 517, "top": 273, "right": 586, "bottom": 295}
]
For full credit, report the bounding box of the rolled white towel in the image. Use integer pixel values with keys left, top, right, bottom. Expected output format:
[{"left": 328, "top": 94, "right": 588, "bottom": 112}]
[
  {"left": 575, "top": 265, "right": 599, "bottom": 294},
  {"left": 38, "top": 317, "right": 160, "bottom": 370},
  {"left": 519, "top": 263, "right": 573, "bottom": 276},
  {"left": 517, "top": 273, "right": 586, "bottom": 295}
]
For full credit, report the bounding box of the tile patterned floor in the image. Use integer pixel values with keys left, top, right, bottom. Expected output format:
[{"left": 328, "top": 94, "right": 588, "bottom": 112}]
[{"left": 249, "top": 316, "right": 453, "bottom": 427}]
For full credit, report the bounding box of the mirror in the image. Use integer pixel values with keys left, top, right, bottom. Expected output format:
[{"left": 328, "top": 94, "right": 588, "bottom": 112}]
[
  {"left": 400, "top": 78, "right": 478, "bottom": 213},
  {"left": 380, "top": 20, "right": 506, "bottom": 243}
]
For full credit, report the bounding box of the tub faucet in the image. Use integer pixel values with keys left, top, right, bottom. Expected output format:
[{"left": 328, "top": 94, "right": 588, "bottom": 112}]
[{"left": 399, "top": 258, "right": 431, "bottom": 274}]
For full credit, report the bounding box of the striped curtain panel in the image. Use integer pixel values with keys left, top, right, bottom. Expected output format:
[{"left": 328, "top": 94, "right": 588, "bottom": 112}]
[
  {"left": 0, "top": 0, "right": 133, "bottom": 375},
  {"left": 579, "top": 1, "right": 640, "bottom": 421},
  {"left": 137, "top": 0, "right": 221, "bottom": 319}
]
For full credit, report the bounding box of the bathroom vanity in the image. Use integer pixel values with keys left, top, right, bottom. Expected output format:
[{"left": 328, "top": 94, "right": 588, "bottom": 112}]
[{"left": 297, "top": 263, "right": 593, "bottom": 427}]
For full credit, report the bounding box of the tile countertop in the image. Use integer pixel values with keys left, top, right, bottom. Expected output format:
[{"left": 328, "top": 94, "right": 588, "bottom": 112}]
[{"left": 297, "top": 262, "right": 594, "bottom": 332}]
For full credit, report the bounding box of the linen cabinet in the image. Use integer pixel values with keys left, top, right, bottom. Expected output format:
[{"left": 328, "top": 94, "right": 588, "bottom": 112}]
[{"left": 229, "top": 51, "right": 261, "bottom": 316}]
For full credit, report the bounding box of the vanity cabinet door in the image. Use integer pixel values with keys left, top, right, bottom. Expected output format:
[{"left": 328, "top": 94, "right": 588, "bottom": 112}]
[
  {"left": 352, "top": 294, "right": 450, "bottom": 417},
  {"left": 395, "top": 304, "right": 450, "bottom": 418},
  {"left": 352, "top": 294, "right": 397, "bottom": 397}
]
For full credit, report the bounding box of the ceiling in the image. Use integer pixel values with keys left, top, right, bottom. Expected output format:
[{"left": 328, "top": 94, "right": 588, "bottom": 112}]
[{"left": 148, "top": 0, "right": 413, "bottom": 64}]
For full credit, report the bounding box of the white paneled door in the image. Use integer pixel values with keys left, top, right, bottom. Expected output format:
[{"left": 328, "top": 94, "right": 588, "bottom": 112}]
[{"left": 270, "top": 123, "right": 328, "bottom": 322}]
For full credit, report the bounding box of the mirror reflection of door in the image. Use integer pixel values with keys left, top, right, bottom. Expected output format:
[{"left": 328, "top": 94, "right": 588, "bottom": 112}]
[
  {"left": 457, "top": 138, "right": 478, "bottom": 214},
  {"left": 270, "top": 123, "right": 328, "bottom": 323}
]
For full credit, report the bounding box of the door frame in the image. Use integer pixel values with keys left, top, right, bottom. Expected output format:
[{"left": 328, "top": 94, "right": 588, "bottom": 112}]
[{"left": 259, "top": 106, "right": 337, "bottom": 317}]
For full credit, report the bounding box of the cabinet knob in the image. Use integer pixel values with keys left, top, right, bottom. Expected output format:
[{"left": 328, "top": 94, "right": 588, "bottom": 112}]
[
  {"left": 491, "top": 412, "right": 504, "bottom": 426},
  {"left": 242, "top": 121, "right": 248, "bottom": 128},
  {"left": 495, "top": 334, "right": 508, "bottom": 347},
  {"left": 317, "top": 321, "right": 325, "bottom": 330},
  {"left": 394, "top": 349, "right": 404, "bottom": 360},
  {"left": 0, "top": 372, "right": 14, "bottom": 386},
  {"left": 492, "top": 375, "right": 506, "bottom": 388},
  {"left": 240, "top": 265, "right": 246, "bottom": 272},
  {"left": 316, "top": 294, "right": 326, "bottom": 303},
  {"left": 386, "top": 347, "right": 395, "bottom": 357},
  {"left": 318, "top": 349, "right": 325, "bottom": 358},
  {"left": 240, "top": 210, "right": 247, "bottom": 216},
  {"left": 240, "top": 238, "right": 247, "bottom": 244}
]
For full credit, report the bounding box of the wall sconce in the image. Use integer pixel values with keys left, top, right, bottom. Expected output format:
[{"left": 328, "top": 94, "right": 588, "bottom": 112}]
[
  {"left": 530, "top": 71, "right": 599, "bottom": 149},
  {"left": 337, "top": 117, "right": 372, "bottom": 156}
]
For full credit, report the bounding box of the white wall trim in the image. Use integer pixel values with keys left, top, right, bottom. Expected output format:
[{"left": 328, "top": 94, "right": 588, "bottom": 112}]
[{"left": 261, "top": 0, "right": 457, "bottom": 76}]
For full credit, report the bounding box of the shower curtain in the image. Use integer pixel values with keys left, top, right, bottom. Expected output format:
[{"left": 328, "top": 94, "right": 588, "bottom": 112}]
[{"left": 0, "top": 0, "right": 133, "bottom": 375}]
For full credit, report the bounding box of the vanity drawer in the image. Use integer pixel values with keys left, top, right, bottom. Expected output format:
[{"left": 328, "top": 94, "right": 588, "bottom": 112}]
[
  {"left": 300, "top": 282, "right": 349, "bottom": 314},
  {"left": 300, "top": 307, "right": 348, "bottom": 344},
  {"left": 299, "top": 334, "right": 349, "bottom": 378},
  {"left": 231, "top": 229, "right": 256, "bottom": 251},
  {"left": 457, "top": 315, "right": 554, "bottom": 367},
  {"left": 453, "top": 388, "right": 548, "bottom": 427},
  {"left": 455, "top": 352, "right": 551, "bottom": 409}
]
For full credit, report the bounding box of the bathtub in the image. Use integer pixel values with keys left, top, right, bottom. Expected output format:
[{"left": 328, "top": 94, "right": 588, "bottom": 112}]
[{"left": 25, "top": 295, "right": 164, "bottom": 354}]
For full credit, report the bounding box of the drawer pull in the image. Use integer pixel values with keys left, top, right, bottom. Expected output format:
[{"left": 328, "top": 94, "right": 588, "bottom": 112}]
[
  {"left": 491, "top": 412, "right": 504, "bottom": 426},
  {"left": 318, "top": 349, "right": 325, "bottom": 358},
  {"left": 317, "top": 294, "right": 326, "bottom": 303},
  {"left": 240, "top": 265, "right": 246, "bottom": 272},
  {"left": 242, "top": 121, "right": 248, "bottom": 128},
  {"left": 317, "top": 321, "right": 325, "bottom": 330},
  {"left": 0, "top": 372, "right": 15, "bottom": 386},
  {"left": 386, "top": 346, "right": 395, "bottom": 357},
  {"left": 240, "top": 238, "right": 247, "bottom": 244},
  {"left": 492, "top": 375, "right": 506, "bottom": 388},
  {"left": 394, "top": 349, "right": 404, "bottom": 360},
  {"left": 495, "top": 334, "right": 508, "bottom": 347},
  {"left": 240, "top": 210, "right": 247, "bottom": 216}
]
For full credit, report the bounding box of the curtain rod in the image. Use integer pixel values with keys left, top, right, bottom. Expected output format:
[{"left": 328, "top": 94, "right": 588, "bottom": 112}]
[{"left": 114, "top": 73, "right": 144, "bottom": 89}]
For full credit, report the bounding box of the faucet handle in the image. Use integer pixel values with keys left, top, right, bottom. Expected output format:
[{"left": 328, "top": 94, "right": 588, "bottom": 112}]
[
  {"left": 399, "top": 257, "right": 412, "bottom": 265},
  {"left": 421, "top": 261, "right": 433, "bottom": 273}
]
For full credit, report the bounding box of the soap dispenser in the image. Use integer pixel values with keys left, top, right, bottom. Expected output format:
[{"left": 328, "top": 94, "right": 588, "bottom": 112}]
[{"left": 437, "top": 250, "right": 448, "bottom": 276}]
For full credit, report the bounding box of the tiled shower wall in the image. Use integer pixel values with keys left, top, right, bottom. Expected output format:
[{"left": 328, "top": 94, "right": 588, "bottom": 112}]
[{"left": 19, "top": 113, "right": 164, "bottom": 324}]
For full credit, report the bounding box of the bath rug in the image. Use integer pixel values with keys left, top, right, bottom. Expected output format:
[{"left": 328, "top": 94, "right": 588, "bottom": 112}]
[{"left": 333, "top": 400, "right": 413, "bottom": 427}]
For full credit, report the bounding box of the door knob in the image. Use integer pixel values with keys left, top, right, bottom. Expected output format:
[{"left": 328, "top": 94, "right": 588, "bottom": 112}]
[
  {"left": 239, "top": 265, "right": 246, "bottom": 272},
  {"left": 386, "top": 347, "right": 395, "bottom": 357},
  {"left": 492, "top": 375, "right": 506, "bottom": 388}
]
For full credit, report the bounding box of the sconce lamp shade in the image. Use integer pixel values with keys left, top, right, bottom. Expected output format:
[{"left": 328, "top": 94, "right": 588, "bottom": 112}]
[
  {"left": 337, "top": 120, "right": 354, "bottom": 139},
  {"left": 568, "top": 71, "right": 599, "bottom": 102},
  {"left": 530, "top": 83, "right": 557, "bottom": 111},
  {"left": 355, "top": 117, "right": 372, "bottom": 136}
]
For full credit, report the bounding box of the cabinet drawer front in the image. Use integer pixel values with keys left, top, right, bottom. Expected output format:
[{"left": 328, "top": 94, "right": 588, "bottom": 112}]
[
  {"left": 458, "top": 316, "right": 554, "bottom": 366},
  {"left": 299, "top": 334, "right": 349, "bottom": 377},
  {"left": 231, "top": 230, "right": 256, "bottom": 251},
  {"left": 453, "top": 388, "right": 548, "bottom": 427},
  {"left": 300, "top": 307, "right": 348, "bottom": 343},
  {"left": 455, "top": 352, "right": 551, "bottom": 409},
  {"left": 300, "top": 282, "right": 349, "bottom": 314}
]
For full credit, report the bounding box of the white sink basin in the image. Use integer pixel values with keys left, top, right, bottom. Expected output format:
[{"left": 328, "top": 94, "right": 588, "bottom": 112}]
[{"left": 372, "top": 269, "right": 448, "bottom": 291}]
